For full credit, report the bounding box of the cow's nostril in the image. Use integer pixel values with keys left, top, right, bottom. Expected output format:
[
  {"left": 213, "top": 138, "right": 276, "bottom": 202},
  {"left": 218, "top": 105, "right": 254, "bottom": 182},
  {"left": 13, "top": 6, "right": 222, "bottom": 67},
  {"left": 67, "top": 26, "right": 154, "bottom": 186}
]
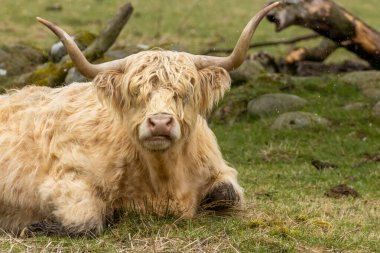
[
  {"left": 166, "top": 117, "right": 173, "bottom": 127},
  {"left": 148, "top": 118, "right": 156, "bottom": 128}
]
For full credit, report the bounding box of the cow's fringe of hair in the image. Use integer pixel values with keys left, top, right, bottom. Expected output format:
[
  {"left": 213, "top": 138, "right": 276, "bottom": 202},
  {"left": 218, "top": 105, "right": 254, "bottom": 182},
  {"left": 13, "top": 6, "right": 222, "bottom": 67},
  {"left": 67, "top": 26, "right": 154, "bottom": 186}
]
[{"left": 93, "top": 50, "right": 231, "bottom": 117}]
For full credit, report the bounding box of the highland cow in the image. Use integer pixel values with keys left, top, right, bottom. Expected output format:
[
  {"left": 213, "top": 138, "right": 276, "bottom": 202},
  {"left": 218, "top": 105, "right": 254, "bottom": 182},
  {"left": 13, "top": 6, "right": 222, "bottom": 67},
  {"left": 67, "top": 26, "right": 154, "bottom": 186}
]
[{"left": 0, "top": 2, "right": 279, "bottom": 237}]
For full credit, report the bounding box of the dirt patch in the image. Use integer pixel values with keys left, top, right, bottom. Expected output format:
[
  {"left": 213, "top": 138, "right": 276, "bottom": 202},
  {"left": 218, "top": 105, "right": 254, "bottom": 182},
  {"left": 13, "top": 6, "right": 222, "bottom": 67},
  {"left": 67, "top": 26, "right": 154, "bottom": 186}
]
[
  {"left": 311, "top": 160, "right": 338, "bottom": 170},
  {"left": 325, "top": 184, "right": 360, "bottom": 198}
]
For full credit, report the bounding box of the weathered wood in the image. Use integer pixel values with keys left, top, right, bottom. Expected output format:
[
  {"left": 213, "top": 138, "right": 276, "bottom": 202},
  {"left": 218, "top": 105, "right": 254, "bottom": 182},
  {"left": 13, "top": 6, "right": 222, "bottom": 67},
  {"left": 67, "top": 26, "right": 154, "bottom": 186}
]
[
  {"left": 18, "top": 2, "right": 133, "bottom": 87},
  {"left": 267, "top": 0, "right": 380, "bottom": 68},
  {"left": 285, "top": 38, "right": 338, "bottom": 64},
  {"left": 72, "top": 2, "right": 133, "bottom": 62},
  {"left": 291, "top": 60, "right": 371, "bottom": 76}
]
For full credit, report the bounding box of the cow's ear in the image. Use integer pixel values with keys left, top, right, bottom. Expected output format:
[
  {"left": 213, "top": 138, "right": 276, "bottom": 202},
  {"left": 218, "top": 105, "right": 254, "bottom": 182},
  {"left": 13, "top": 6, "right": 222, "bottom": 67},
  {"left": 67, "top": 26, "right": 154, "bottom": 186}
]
[
  {"left": 93, "top": 70, "right": 125, "bottom": 113},
  {"left": 197, "top": 66, "right": 231, "bottom": 116}
]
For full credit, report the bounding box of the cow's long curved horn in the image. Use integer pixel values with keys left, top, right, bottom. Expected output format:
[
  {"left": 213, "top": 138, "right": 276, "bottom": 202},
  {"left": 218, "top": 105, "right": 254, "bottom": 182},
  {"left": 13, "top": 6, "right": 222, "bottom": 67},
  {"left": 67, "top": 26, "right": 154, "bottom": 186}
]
[
  {"left": 192, "top": 1, "right": 281, "bottom": 71},
  {"left": 37, "top": 17, "right": 127, "bottom": 79}
]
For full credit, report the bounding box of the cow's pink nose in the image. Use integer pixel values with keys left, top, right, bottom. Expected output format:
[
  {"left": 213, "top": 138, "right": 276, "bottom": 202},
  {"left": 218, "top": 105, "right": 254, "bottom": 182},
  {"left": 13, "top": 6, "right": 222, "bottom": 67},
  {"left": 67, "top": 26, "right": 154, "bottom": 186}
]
[{"left": 148, "top": 114, "right": 174, "bottom": 136}]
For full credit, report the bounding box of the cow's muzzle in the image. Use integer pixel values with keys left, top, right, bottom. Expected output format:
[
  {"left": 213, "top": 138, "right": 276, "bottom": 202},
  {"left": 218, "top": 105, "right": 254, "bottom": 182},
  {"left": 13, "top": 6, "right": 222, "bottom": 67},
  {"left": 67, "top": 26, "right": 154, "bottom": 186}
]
[{"left": 138, "top": 113, "right": 181, "bottom": 151}]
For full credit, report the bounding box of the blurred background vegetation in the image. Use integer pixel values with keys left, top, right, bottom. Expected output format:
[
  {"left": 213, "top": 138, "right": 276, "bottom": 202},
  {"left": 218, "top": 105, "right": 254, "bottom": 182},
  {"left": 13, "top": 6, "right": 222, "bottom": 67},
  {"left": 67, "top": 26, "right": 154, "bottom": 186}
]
[{"left": 0, "top": 0, "right": 378, "bottom": 59}]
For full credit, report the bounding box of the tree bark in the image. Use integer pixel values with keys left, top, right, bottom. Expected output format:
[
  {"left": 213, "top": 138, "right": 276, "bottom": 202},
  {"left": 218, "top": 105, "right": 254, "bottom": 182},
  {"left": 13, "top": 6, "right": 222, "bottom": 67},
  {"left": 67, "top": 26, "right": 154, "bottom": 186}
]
[
  {"left": 18, "top": 2, "right": 133, "bottom": 87},
  {"left": 285, "top": 38, "right": 338, "bottom": 64},
  {"left": 267, "top": 0, "right": 380, "bottom": 69}
]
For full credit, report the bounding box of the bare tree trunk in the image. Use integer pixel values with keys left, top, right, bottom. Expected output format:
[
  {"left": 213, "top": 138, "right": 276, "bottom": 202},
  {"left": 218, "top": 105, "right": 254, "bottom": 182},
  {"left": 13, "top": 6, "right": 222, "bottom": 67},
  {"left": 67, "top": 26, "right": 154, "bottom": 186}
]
[
  {"left": 17, "top": 2, "right": 133, "bottom": 87},
  {"left": 267, "top": 0, "right": 380, "bottom": 68}
]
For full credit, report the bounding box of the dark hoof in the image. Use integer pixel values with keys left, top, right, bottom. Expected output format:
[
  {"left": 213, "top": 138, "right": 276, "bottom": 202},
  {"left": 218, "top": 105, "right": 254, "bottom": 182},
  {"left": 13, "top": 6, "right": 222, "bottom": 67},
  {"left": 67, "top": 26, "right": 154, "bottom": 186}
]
[
  {"left": 201, "top": 182, "right": 240, "bottom": 211},
  {"left": 21, "top": 218, "right": 65, "bottom": 237},
  {"left": 21, "top": 217, "right": 99, "bottom": 238}
]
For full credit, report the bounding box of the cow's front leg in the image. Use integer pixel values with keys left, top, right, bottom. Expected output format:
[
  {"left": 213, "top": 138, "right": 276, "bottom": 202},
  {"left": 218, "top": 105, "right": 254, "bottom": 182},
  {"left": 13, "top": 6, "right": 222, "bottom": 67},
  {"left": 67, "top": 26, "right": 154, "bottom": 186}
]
[
  {"left": 201, "top": 165, "right": 243, "bottom": 211},
  {"left": 21, "top": 176, "right": 107, "bottom": 237}
]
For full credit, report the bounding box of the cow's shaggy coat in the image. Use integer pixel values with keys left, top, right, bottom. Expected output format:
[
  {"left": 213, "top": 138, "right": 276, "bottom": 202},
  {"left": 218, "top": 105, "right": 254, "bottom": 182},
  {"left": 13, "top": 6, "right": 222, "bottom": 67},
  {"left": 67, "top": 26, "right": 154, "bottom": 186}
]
[
  {"left": 0, "top": 2, "right": 280, "bottom": 236},
  {"left": 0, "top": 52, "right": 242, "bottom": 236}
]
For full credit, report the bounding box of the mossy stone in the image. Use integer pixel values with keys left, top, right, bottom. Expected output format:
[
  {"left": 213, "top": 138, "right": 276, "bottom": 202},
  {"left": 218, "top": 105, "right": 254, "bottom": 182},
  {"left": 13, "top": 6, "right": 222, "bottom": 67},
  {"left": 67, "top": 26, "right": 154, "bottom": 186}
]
[{"left": 0, "top": 44, "right": 47, "bottom": 76}]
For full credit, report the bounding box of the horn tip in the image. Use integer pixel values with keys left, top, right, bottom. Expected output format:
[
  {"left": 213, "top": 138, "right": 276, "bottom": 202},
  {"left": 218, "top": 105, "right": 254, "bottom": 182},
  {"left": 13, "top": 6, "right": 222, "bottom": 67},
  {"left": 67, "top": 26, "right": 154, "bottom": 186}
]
[
  {"left": 36, "top": 17, "right": 53, "bottom": 27},
  {"left": 36, "top": 17, "right": 45, "bottom": 23},
  {"left": 268, "top": 1, "right": 282, "bottom": 8}
]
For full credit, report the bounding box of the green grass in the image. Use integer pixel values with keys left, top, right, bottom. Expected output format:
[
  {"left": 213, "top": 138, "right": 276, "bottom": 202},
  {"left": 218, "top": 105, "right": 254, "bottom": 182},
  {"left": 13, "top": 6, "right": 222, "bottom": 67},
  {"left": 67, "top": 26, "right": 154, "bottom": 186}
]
[
  {"left": 1, "top": 0, "right": 380, "bottom": 55},
  {"left": 1, "top": 0, "right": 380, "bottom": 252}
]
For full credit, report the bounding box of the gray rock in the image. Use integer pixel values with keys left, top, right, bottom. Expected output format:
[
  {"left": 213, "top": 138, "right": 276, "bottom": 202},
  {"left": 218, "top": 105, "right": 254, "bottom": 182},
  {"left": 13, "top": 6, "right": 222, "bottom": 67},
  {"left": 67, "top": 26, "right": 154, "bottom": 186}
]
[
  {"left": 247, "top": 93, "right": 307, "bottom": 118},
  {"left": 271, "top": 111, "right": 330, "bottom": 130},
  {"left": 230, "top": 53, "right": 278, "bottom": 86},
  {"left": 0, "top": 68, "right": 7, "bottom": 77},
  {"left": 343, "top": 102, "right": 368, "bottom": 111},
  {"left": 340, "top": 71, "right": 380, "bottom": 100},
  {"left": 104, "top": 50, "right": 130, "bottom": 60},
  {"left": 50, "top": 41, "right": 70, "bottom": 63},
  {"left": 212, "top": 100, "right": 247, "bottom": 124},
  {"left": 230, "top": 59, "right": 266, "bottom": 84},
  {"left": 372, "top": 101, "right": 380, "bottom": 119},
  {"left": 49, "top": 31, "right": 96, "bottom": 63},
  {"left": 64, "top": 68, "right": 88, "bottom": 84}
]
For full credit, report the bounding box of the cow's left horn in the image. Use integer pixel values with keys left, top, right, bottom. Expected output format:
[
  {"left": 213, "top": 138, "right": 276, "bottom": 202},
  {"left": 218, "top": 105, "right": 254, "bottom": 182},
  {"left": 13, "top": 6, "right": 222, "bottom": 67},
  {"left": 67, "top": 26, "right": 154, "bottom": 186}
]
[
  {"left": 37, "top": 17, "right": 128, "bottom": 79},
  {"left": 192, "top": 1, "right": 281, "bottom": 71}
]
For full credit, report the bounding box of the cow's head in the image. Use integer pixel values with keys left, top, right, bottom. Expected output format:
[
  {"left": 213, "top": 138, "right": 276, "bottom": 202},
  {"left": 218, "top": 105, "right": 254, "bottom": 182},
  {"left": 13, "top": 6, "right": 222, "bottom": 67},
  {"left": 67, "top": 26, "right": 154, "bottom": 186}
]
[
  {"left": 37, "top": 2, "right": 280, "bottom": 152},
  {"left": 93, "top": 51, "right": 230, "bottom": 151}
]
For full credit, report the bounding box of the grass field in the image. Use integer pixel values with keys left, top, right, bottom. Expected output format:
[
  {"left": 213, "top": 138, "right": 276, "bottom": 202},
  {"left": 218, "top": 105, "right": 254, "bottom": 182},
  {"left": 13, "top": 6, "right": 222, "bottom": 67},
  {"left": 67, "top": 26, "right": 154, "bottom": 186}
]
[{"left": 1, "top": 0, "right": 380, "bottom": 252}]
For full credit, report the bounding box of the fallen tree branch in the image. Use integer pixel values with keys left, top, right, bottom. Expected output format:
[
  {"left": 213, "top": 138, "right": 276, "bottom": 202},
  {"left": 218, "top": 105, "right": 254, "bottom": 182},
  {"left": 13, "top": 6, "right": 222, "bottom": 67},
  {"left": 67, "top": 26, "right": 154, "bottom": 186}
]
[
  {"left": 290, "top": 60, "right": 371, "bottom": 76},
  {"left": 202, "top": 33, "right": 320, "bottom": 55},
  {"left": 72, "top": 2, "right": 133, "bottom": 62},
  {"left": 17, "top": 2, "right": 133, "bottom": 87},
  {"left": 267, "top": 0, "right": 380, "bottom": 69},
  {"left": 285, "top": 38, "right": 338, "bottom": 64}
]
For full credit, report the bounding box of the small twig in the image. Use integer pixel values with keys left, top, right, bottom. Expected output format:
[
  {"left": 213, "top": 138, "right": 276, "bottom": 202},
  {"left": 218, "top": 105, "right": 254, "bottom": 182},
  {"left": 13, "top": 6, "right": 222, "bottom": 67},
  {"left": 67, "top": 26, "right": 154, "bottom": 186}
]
[
  {"left": 353, "top": 153, "right": 380, "bottom": 168},
  {"left": 202, "top": 33, "right": 320, "bottom": 55}
]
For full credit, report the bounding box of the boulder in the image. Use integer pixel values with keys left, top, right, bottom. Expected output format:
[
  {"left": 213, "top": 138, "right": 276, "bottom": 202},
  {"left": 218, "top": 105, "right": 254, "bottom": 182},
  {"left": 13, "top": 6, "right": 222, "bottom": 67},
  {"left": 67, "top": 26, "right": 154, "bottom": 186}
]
[
  {"left": 212, "top": 100, "right": 247, "bottom": 124},
  {"left": 343, "top": 102, "right": 368, "bottom": 111},
  {"left": 247, "top": 93, "right": 307, "bottom": 118},
  {"left": 271, "top": 111, "right": 330, "bottom": 130},
  {"left": 64, "top": 68, "right": 88, "bottom": 84},
  {"left": 372, "top": 101, "right": 380, "bottom": 119},
  {"left": 230, "top": 53, "right": 279, "bottom": 86},
  {"left": 49, "top": 31, "right": 96, "bottom": 63},
  {"left": 340, "top": 71, "right": 380, "bottom": 100}
]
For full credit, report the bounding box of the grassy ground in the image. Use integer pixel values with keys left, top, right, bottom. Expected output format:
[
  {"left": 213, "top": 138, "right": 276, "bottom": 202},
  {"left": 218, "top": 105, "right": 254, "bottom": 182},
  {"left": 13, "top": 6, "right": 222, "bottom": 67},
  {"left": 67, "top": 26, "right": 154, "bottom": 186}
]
[
  {"left": 1, "top": 0, "right": 380, "bottom": 56},
  {"left": 1, "top": 0, "right": 380, "bottom": 252}
]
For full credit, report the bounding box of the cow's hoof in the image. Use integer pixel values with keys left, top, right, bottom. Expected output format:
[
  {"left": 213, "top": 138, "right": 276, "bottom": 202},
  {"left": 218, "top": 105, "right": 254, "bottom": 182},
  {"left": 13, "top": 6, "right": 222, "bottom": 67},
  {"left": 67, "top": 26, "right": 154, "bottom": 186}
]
[
  {"left": 20, "top": 218, "right": 68, "bottom": 237},
  {"left": 201, "top": 182, "right": 241, "bottom": 211},
  {"left": 21, "top": 218, "right": 99, "bottom": 238}
]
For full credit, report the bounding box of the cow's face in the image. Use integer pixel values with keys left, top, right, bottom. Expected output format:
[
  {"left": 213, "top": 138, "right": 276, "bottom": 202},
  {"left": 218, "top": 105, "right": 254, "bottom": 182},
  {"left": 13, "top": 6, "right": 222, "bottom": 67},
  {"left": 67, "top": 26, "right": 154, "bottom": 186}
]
[{"left": 94, "top": 51, "right": 230, "bottom": 152}]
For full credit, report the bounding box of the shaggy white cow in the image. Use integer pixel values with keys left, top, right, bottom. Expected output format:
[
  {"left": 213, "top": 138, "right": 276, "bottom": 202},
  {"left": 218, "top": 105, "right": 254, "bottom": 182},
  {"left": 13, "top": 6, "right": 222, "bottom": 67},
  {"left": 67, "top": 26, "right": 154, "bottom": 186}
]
[{"left": 0, "top": 2, "right": 280, "bottom": 237}]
